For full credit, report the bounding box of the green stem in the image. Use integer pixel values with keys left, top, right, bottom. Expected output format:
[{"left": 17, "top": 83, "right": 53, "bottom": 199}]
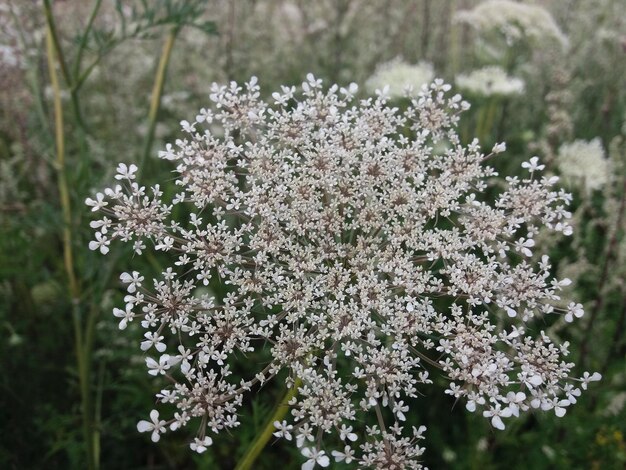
[
  {"left": 234, "top": 378, "right": 302, "bottom": 470},
  {"left": 46, "top": 16, "right": 96, "bottom": 470},
  {"left": 476, "top": 98, "right": 498, "bottom": 144},
  {"left": 73, "top": 0, "right": 103, "bottom": 82},
  {"left": 141, "top": 28, "right": 178, "bottom": 168},
  {"left": 43, "top": 0, "right": 72, "bottom": 88},
  {"left": 43, "top": 0, "right": 88, "bottom": 133}
]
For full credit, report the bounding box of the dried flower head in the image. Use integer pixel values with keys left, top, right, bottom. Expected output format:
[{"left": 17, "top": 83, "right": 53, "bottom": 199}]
[{"left": 87, "top": 75, "right": 600, "bottom": 469}]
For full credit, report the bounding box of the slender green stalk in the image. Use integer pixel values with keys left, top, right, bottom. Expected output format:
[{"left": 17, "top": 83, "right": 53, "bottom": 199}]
[
  {"left": 43, "top": 0, "right": 87, "bottom": 129},
  {"left": 73, "top": 0, "right": 103, "bottom": 82},
  {"left": 45, "top": 16, "right": 97, "bottom": 470},
  {"left": 43, "top": 0, "right": 73, "bottom": 89},
  {"left": 476, "top": 98, "right": 499, "bottom": 144},
  {"left": 234, "top": 378, "right": 302, "bottom": 470},
  {"left": 141, "top": 29, "right": 179, "bottom": 168}
]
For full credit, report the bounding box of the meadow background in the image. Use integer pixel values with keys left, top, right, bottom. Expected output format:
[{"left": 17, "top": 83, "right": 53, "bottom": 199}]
[{"left": 1, "top": 0, "right": 625, "bottom": 468}]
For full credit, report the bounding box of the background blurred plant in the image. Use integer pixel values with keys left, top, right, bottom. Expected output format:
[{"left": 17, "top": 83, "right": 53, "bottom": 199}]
[{"left": 0, "top": 0, "right": 624, "bottom": 468}]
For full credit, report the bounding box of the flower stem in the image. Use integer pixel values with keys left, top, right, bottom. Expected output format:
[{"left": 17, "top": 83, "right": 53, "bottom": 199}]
[
  {"left": 141, "top": 28, "right": 178, "bottom": 169},
  {"left": 234, "top": 378, "right": 302, "bottom": 470},
  {"left": 46, "top": 14, "right": 97, "bottom": 470},
  {"left": 43, "top": 0, "right": 88, "bottom": 134}
]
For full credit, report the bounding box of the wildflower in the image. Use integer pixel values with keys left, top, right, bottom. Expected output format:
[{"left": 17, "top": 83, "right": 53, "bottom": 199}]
[
  {"left": 112, "top": 305, "right": 134, "bottom": 330},
  {"left": 189, "top": 436, "right": 213, "bottom": 453},
  {"left": 339, "top": 424, "right": 358, "bottom": 442},
  {"left": 556, "top": 138, "right": 610, "bottom": 193},
  {"left": 120, "top": 271, "right": 144, "bottom": 293},
  {"left": 366, "top": 58, "right": 435, "bottom": 97},
  {"left": 580, "top": 372, "right": 602, "bottom": 390},
  {"left": 88, "top": 232, "right": 110, "bottom": 254},
  {"left": 332, "top": 445, "right": 356, "bottom": 463},
  {"left": 273, "top": 420, "right": 294, "bottom": 440},
  {"left": 85, "top": 192, "right": 107, "bottom": 211},
  {"left": 146, "top": 355, "right": 171, "bottom": 376},
  {"left": 483, "top": 404, "right": 512, "bottom": 430},
  {"left": 564, "top": 302, "right": 584, "bottom": 322},
  {"left": 137, "top": 410, "right": 167, "bottom": 442},
  {"left": 115, "top": 163, "right": 138, "bottom": 180},
  {"left": 301, "top": 447, "right": 330, "bottom": 470},
  {"left": 456, "top": 66, "right": 524, "bottom": 97},
  {"left": 455, "top": 0, "right": 568, "bottom": 47},
  {"left": 87, "top": 75, "right": 598, "bottom": 468}
]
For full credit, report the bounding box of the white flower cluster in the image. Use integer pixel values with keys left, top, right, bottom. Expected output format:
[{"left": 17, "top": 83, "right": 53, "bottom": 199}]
[
  {"left": 556, "top": 138, "right": 610, "bottom": 194},
  {"left": 455, "top": 66, "right": 524, "bottom": 97},
  {"left": 455, "top": 0, "right": 568, "bottom": 48},
  {"left": 87, "top": 75, "right": 600, "bottom": 469},
  {"left": 366, "top": 59, "right": 435, "bottom": 98}
]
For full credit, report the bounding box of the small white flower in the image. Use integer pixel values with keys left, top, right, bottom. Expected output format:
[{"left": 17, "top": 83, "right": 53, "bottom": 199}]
[
  {"left": 88, "top": 232, "right": 110, "bottom": 254},
  {"left": 133, "top": 240, "right": 146, "bottom": 255},
  {"left": 301, "top": 447, "right": 330, "bottom": 470},
  {"left": 273, "top": 420, "right": 293, "bottom": 440},
  {"left": 189, "top": 436, "right": 213, "bottom": 453},
  {"left": 85, "top": 192, "right": 107, "bottom": 211},
  {"left": 180, "top": 120, "right": 196, "bottom": 133},
  {"left": 504, "top": 391, "right": 526, "bottom": 417},
  {"left": 120, "top": 271, "right": 144, "bottom": 293},
  {"left": 332, "top": 445, "right": 355, "bottom": 463},
  {"left": 113, "top": 305, "right": 134, "bottom": 330},
  {"left": 483, "top": 404, "right": 512, "bottom": 430},
  {"left": 580, "top": 372, "right": 602, "bottom": 390},
  {"left": 338, "top": 424, "right": 358, "bottom": 442},
  {"left": 141, "top": 331, "right": 166, "bottom": 352},
  {"left": 392, "top": 400, "right": 409, "bottom": 421},
  {"left": 296, "top": 425, "right": 314, "bottom": 448},
  {"left": 89, "top": 217, "right": 111, "bottom": 233},
  {"left": 155, "top": 236, "right": 174, "bottom": 251},
  {"left": 137, "top": 410, "right": 166, "bottom": 442},
  {"left": 521, "top": 156, "right": 545, "bottom": 172},
  {"left": 564, "top": 302, "right": 584, "bottom": 322},
  {"left": 146, "top": 354, "right": 171, "bottom": 376},
  {"left": 504, "top": 306, "right": 517, "bottom": 318},
  {"left": 114, "top": 163, "right": 138, "bottom": 180},
  {"left": 515, "top": 237, "right": 535, "bottom": 257},
  {"left": 492, "top": 142, "right": 506, "bottom": 154}
]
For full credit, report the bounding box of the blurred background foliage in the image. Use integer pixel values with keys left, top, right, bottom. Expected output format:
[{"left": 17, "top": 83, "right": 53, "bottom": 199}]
[{"left": 0, "top": 0, "right": 624, "bottom": 468}]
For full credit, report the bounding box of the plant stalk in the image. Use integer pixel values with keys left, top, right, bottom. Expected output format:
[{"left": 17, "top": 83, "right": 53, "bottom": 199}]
[
  {"left": 46, "top": 16, "right": 97, "bottom": 470},
  {"left": 141, "top": 28, "right": 178, "bottom": 168},
  {"left": 234, "top": 378, "right": 302, "bottom": 470}
]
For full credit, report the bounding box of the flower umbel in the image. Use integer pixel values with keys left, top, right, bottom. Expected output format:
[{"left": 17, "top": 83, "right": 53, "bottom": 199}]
[{"left": 87, "top": 75, "right": 599, "bottom": 468}]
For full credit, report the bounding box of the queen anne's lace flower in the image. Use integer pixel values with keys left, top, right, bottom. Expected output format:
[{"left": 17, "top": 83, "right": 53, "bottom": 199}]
[
  {"left": 366, "top": 59, "right": 435, "bottom": 98},
  {"left": 87, "top": 75, "right": 599, "bottom": 469},
  {"left": 454, "top": 0, "right": 568, "bottom": 47},
  {"left": 456, "top": 66, "right": 524, "bottom": 97},
  {"left": 556, "top": 138, "right": 610, "bottom": 193}
]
